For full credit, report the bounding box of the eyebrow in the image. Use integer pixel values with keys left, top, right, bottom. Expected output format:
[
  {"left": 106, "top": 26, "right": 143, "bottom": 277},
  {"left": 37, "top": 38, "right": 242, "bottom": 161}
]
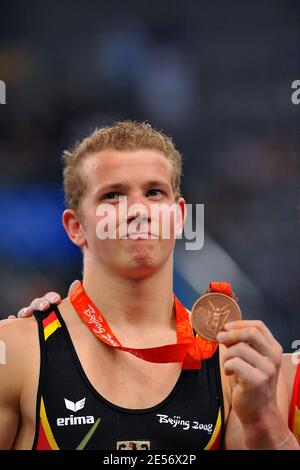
[
  {"left": 145, "top": 180, "right": 170, "bottom": 189},
  {"left": 94, "top": 180, "right": 171, "bottom": 196}
]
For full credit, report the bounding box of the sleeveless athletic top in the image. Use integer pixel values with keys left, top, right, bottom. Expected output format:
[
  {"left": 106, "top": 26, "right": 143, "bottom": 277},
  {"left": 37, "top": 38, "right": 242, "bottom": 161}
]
[
  {"left": 289, "top": 362, "right": 300, "bottom": 444},
  {"left": 32, "top": 305, "right": 225, "bottom": 450}
]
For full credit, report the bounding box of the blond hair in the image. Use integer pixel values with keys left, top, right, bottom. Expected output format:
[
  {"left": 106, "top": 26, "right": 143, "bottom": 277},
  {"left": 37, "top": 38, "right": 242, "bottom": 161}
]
[{"left": 63, "top": 121, "right": 183, "bottom": 212}]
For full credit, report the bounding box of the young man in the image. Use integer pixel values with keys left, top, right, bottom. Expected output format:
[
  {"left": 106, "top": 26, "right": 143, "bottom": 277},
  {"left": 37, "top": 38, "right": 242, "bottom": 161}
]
[{"left": 0, "top": 121, "right": 298, "bottom": 450}]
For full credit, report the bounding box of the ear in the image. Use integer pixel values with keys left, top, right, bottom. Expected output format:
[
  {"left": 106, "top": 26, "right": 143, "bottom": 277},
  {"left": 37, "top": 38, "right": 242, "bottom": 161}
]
[
  {"left": 62, "top": 209, "right": 87, "bottom": 248},
  {"left": 175, "top": 197, "right": 186, "bottom": 237}
]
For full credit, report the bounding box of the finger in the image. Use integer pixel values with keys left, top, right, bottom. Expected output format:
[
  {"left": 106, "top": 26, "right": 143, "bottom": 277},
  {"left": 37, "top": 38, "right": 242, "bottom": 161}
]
[
  {"left": 217, "top": 326, "right": 273, "bottom": 357},
  {"left": 223, "top": 342, "right": 277, "bottom": 375},
  {"left": 44, "top": 292, "right": 61, "bottom": 304},
  {"left": 223, "top": 356, "right": 265, "bottom": 386},
  {"left": 30, "top": 298, "right": 50, "bottom": 312},
  {"left": 224, "top": 320, "right": 283, "bottom": 359},
  {"left": 68, "top": 280, "right": 80, "bottom": 296},
  {"left": 224, "top": 320, "right": 279, "bottom": 346},
  {"left": 17, "top": 307, "right": 32, "bottom": 318},
  {"left": 8, "top": 315, "right": 17, "bottom": 320}
]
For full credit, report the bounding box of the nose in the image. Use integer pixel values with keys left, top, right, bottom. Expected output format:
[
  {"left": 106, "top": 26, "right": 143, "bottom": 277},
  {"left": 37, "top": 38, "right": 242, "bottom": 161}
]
[{"left": 126, "top": 192, "right": 151, "bottom": 225}]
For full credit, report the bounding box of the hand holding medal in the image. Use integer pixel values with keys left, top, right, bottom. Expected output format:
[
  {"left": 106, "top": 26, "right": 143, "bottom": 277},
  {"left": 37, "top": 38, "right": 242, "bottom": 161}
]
[
  {"left": 193, "top": 283, "right": 285, "bottom": 444},
  {"left": 191, "top": 282, "right": 242, "bottom": 341}
]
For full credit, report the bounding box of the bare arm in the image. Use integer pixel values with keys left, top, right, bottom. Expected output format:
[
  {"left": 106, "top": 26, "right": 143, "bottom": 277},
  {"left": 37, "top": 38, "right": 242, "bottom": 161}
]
[
  {"left": 281, "top": 353, "right": 297, "bottom": 402},
  {"left": 220, "top": 320, "right": 299, "bottom": 449},
  {"left": 224, "top": 368, "right": 299, "bottom": 449},
  {"left": 0, "top": 321, "right": 22, "bottom": 449}
]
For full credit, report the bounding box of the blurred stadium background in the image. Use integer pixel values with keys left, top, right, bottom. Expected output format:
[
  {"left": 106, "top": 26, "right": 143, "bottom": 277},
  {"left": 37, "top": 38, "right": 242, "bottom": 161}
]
[{"left": 0, "top": 0, "right": 299, "bottom": 350}]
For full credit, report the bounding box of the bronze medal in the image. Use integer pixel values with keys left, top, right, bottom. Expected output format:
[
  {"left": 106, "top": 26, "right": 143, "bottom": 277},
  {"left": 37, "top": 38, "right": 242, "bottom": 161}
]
[{"left": 191, "top": 292, "right": 242, "bottom": 341}]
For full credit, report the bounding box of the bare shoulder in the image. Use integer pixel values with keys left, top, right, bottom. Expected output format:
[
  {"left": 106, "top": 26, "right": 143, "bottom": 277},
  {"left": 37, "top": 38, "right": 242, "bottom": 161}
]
[
  {"left": 281, "top": 353, "right": 298, "bottom": 400},
  {"left": 0, "top": 317, "right": 39, "bottom": 449},
  {"left": 0, "top": 316, "right": 38, "bottom": 345},
  {"left": 0, "top": 316, "right": 40, "bottom": 404},
  {"left": 282, "top": 353, "right": 297, "bottom": 375},
  {"left": 0, "top": 317, "right": 39, "bottom": 372}
]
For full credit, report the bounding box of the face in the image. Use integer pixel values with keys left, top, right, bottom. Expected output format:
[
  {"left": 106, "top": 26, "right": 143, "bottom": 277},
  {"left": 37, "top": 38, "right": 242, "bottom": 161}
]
[{"left": 64, "top": 149, "right": 185, "bottom": 280}]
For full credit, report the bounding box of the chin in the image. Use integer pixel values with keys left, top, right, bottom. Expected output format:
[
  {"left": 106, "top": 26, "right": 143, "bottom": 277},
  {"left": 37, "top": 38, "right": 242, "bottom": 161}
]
[{"left": 123, "top": 256, "right": 160, "bottom": 280}]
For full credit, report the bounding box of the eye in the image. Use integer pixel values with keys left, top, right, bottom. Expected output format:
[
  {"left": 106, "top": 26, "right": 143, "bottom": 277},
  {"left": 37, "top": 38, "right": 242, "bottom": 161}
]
[
  {"left": 147, "top": 189, "right": 164, "bottom": 197},
  {"left": 103, "top": 192, "right": 122, "bottom": 201}
]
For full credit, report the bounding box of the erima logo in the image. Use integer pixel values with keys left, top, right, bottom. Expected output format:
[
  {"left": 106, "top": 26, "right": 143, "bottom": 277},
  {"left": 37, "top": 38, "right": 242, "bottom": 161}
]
[
  {"left": 57, "top": 415, "right": 95, "bottom": 426},
  {"left": 64, "top": 398, "right": 86, "bottom": 412},
  {"left": 56, "top": 397, "right": 95, "bottom": 427}
]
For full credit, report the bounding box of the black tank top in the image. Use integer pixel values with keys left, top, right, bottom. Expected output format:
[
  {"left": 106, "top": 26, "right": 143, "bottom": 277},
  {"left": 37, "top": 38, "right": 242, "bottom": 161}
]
[{"left": 32, "top": 305, "right": 225, "bottom": 450}]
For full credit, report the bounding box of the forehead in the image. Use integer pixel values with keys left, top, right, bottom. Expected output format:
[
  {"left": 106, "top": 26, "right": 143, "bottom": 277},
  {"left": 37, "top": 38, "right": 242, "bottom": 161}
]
[{"left": 81, "top": 149, "right": 173, "bottom": 189}]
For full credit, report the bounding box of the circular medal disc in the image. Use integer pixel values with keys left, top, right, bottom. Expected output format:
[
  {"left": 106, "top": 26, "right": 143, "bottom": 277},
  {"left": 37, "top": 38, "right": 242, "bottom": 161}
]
[{"left": 191, "top": 293, "right": 242, "bottom": 341}]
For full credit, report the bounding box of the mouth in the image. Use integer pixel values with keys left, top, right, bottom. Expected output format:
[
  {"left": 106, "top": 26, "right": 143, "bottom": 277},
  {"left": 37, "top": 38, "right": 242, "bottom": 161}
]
[{"left": 121, "top": 232, "right": 159, "bottom": 240}]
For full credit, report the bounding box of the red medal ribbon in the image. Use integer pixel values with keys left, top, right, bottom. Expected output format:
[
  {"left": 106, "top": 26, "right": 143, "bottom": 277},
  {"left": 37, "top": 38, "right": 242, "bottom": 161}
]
[
  {"left": 209, "top": 282, "right": 232, "bottom": 296},
  {"left": 69, "top": 282, "right": 231, "bottom": 369}
]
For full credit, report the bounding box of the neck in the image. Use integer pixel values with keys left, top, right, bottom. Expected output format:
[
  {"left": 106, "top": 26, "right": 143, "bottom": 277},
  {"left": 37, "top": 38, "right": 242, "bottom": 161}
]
[{"left": 81, "top": 258, "right": 175, "bottom": 331}]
